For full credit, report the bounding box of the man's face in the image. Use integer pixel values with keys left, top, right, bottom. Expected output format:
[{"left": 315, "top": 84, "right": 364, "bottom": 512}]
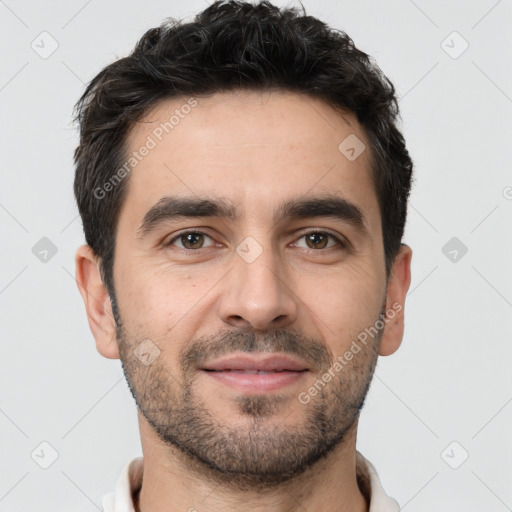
[{"left": 110, "top": 91, "right": 391, "bottom": 488}]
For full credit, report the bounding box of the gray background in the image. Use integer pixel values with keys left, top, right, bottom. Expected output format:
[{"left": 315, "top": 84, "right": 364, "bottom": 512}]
[{"left": 1, "top": 0, "right": 511, "bottom": 510}]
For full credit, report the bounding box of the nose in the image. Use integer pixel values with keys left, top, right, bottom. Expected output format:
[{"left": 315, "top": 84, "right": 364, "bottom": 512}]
[{"left": 217, "top": 240, "right": 298, "bottom": 332}]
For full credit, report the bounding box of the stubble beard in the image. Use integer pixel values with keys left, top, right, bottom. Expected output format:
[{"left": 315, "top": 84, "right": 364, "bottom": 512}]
[{"left": 115, "top": 310, "right": 382, "bottom": 491}]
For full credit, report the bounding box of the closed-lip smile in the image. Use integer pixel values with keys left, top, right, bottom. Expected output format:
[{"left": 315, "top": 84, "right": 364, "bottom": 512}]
[
  {"left": 200, "top": 354, "right": 310, "bottom": 372},
  {"left": 199, "top": 354, "right": 310, "bottom": 393}
]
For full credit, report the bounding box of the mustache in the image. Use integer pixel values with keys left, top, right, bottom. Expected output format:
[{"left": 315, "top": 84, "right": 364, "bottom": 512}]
[{"left": 180, "top": 327, "right": 333, "bottom": 372}]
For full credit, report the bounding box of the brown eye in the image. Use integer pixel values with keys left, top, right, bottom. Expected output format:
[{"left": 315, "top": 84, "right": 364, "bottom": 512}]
[
  {"left": 295, "top": 231, "right": 345, "bottom": 250},
  {"left": 305, "top": 232, "right": 329, "bottom": 249},
  {"left": 168, "top": 231, "right": 214, "bottom": 250},
  {"left": 181, "top": 233, "right": 204, "bottom": 249}
]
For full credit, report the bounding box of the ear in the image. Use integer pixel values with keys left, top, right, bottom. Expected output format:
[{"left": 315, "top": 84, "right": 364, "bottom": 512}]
[
  {"left": 75, "top": 244, "right": 120, "bottom": 359},
  {"left": 379, "top": 244, "right": 413, "bottom": 356}
]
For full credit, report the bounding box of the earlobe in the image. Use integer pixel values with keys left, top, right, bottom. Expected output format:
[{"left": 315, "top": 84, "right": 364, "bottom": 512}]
[
  {"left": 75, "top": 245, "right": 120, "bottom": 359},
  {"left": 378, "top": 244, "right": 413, "bottom": 357}
]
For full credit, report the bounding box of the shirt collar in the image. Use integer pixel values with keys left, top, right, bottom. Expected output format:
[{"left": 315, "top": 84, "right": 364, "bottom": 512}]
[{"left": 102, "top": 452, "right": 400, "bottom": 512}]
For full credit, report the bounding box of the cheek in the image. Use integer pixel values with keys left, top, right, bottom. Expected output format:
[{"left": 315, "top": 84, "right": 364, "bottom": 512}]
[
  {"left": 296, "top": 264, "right": 383, "bottom": 345},
  {"left": 114, "top": 263, "right": 216, "bottom": 338}
]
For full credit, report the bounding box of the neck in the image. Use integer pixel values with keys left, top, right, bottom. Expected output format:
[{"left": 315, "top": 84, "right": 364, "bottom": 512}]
[{"left": 134, "top": 414, "right": 369, "bottom": 512}]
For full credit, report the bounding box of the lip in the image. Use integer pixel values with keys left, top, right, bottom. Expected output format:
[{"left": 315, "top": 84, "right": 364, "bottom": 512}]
[
  {"left": 199, "top": 354, "right": 309, "bottom": 393},
  {"left": 200, "top": 354, "right": 309, "bottom": 372}
]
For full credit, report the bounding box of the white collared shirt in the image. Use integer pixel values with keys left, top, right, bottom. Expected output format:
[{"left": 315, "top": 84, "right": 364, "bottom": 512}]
[{"left": 102, "top": 451, "right": 400, "bottom": 512}]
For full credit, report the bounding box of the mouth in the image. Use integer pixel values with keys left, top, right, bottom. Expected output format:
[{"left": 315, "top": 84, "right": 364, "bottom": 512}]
[{"left": 199, "top": 354, "right": 309, "bottom": 393}]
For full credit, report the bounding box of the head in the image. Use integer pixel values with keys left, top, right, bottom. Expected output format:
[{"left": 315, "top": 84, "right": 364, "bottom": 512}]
[{"left": 74, "top": 0, "right": 413, "bottom": 489}]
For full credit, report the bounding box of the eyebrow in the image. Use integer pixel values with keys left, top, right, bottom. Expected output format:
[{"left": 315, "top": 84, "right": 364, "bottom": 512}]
[{"left": 136, "top": 194, "right": 368, "bottom": 238}]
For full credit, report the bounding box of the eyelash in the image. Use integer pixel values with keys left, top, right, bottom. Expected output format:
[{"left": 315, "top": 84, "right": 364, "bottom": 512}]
[
  {"left": 299, "top": 230, "right": 348, "bottom": 250},
  {"left": 166, "top": 229, "right": 347, "bottom": 251}
]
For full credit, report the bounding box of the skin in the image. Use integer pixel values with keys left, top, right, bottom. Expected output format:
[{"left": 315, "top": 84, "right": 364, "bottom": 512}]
[{"left": 75, "top": 91, "right": 412, "bottom": 512}]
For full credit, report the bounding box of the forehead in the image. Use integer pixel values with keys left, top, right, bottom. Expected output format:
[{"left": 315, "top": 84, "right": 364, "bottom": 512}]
[{"left": 119, "top": 90, "right": 380, "bottom": 232}]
